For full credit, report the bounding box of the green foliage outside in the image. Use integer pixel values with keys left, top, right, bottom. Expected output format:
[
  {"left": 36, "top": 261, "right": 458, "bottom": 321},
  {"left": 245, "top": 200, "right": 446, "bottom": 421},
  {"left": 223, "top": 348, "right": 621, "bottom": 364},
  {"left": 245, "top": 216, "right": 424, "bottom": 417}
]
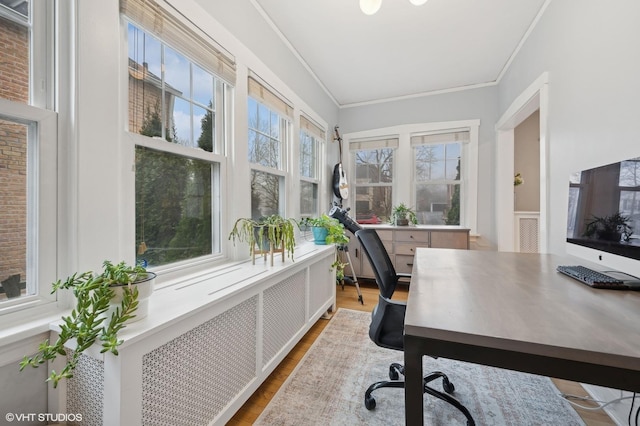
[
  {"left": 135, "top": 103, "right": 213, "bottom": 266},
  {"left": 445, "top": 159, "right": 461, "bottom": 225}
]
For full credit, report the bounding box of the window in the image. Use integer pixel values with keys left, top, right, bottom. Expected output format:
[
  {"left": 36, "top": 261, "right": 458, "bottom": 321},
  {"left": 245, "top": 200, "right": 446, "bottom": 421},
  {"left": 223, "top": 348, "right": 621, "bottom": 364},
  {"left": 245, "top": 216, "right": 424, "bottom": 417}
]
[
  {"left": 0, "top": 0, "right": 57, "bottom": 308},
  {"left": 351, "top": 138, "right": 397, "bottom": 222},
  {"left": 618, "top": 158, "right": 640, "bottom": 238},
  {"left": 247, "top": 77, "right": 292, "bottom": 219},
  {"left": 346, "top": 121, "right": 479, "bottom": 232},
  {"left": 299, "top": 116, "right": 324, "bottom": 218},
  {"left": 124, "top": 1, "right": 234, "bottom": 268},
  {"left": 411, "top": 132, "right": 467, "bottom": 225}
]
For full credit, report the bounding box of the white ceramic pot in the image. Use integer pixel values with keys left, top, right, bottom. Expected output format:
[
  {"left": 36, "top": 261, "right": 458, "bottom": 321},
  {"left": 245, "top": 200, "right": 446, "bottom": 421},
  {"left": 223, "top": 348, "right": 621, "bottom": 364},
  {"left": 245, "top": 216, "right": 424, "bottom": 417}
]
[{"left": 109, "top": 272, "right": 156, "bottom": 322}]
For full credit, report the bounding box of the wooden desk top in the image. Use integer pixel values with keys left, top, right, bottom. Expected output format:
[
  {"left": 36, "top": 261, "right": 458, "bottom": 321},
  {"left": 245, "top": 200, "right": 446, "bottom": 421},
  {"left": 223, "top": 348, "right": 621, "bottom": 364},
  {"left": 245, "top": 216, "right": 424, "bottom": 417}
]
[{"left": 405, "top": 249, "right": 640, "bottom": 373}]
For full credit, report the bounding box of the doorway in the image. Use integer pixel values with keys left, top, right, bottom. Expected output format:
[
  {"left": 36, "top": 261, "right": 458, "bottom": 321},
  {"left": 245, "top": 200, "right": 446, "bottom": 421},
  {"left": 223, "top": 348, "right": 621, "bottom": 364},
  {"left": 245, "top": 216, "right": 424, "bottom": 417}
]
[{"left": 495, "top": 73, "right": 549, "bottom": 253}]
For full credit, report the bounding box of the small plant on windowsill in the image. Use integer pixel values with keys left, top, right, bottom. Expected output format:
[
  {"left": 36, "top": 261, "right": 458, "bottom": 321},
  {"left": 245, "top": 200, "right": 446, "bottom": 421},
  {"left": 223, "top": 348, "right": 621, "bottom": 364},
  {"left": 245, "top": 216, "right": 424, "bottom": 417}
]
[
  {"left": 300, "top": 214, "right": 347, "bottom": 245},
  {"left": 228, "top": 215, "right": 298, "bottom": 264},
  {"left": 390, "top": 203, "right": 418, "bottom": 226},
  {"left": 19, "top": 261, "right": 155, "bottom": 388}
]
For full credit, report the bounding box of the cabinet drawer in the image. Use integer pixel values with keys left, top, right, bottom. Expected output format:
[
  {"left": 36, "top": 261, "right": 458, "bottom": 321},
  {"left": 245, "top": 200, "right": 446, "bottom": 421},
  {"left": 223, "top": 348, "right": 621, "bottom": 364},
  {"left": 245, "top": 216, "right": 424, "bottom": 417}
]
[
  {"left": 394, "top": 230, "right": 429, "bottom": 243},
  {"left": 430, "top": 231, "right": 469, "bottom": 249},
  {"left": 376, "top": 230, "right": 393, "bottom": 241},
  {"left": 395, "top": 254, "right": 415, "bottom": 274},
  {"left": 395, "top": 242, "right": 425, "bottom": 256}
]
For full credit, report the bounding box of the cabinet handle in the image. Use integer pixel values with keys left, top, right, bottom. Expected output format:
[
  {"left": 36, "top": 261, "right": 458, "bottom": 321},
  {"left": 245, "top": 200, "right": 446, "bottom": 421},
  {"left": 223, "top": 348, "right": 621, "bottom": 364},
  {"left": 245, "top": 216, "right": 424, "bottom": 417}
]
[
  {"left": 407, "top": 263, "right": 413, "bottom": 267},
  {"left": 355, "top": 248, "right": 359, "bottom": 258}
]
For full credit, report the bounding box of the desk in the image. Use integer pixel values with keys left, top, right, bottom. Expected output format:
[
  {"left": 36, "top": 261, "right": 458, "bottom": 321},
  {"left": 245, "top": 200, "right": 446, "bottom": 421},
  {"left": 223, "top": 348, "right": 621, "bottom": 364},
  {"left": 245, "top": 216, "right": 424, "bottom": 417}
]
[{"left": 404, "top": 249, "right": 640, "bottom": 425}]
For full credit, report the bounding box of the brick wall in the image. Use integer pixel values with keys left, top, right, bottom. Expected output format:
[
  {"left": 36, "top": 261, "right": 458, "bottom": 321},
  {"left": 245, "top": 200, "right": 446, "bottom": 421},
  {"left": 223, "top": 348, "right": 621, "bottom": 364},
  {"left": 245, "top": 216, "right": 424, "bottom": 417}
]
[{"left": 0, "top": 16, "right": 29, "bottom": 290}]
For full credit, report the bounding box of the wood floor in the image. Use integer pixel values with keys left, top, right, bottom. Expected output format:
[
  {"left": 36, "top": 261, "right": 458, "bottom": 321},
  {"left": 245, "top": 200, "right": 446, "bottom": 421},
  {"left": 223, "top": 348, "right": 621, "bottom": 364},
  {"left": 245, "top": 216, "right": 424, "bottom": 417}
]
[{"left": 227, "top": 281, "right": 615, "bottom": 425}]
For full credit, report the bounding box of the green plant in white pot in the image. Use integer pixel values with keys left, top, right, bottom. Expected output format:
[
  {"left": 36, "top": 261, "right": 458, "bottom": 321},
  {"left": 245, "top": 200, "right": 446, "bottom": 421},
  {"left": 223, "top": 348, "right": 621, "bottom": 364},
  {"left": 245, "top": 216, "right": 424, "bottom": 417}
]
[{"left": 19, "top": 260, "right": 155, "bottom": 388}]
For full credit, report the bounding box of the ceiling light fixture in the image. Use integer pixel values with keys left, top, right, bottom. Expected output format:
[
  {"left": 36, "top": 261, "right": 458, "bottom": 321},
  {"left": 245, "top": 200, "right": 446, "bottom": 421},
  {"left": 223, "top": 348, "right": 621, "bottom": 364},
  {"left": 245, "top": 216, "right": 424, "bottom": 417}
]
[{"left": 360, "top": 0, "right": 427, "bottom": 15}]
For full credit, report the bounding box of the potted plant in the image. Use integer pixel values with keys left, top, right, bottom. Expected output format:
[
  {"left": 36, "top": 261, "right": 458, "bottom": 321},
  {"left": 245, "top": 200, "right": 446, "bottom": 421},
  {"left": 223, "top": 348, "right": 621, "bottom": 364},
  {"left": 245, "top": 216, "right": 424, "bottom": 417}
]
[
  {"left": 583, "top": 212, "right": 633, "bottom": 242},
  {"left": 301, "top": 214, "right": 346, "bottom": 245},
  {"left": 229, "top": 215, "right": 298, "bottom": 263},
  {"left": 390, "top": 203, "right": 418, "bottom": 226},
  {"left": 19, "top": 261, "right": 155, "bottom": 388}
]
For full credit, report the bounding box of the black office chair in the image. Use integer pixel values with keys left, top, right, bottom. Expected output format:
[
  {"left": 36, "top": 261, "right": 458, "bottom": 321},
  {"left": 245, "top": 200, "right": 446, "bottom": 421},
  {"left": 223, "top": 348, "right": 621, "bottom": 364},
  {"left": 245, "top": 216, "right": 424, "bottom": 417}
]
[{"left": 355, "top": 228, "right": 475, "bottom": 425}]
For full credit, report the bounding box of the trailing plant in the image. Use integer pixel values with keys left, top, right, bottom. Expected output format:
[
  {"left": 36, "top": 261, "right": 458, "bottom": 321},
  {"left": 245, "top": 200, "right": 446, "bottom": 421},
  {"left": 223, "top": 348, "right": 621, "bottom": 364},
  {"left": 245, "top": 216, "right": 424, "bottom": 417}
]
[
  {"left": 299, "top": 214, "right": 350, "bottom": 281},
  {"left": 390, "top": 203, "right": 418, "bottom": 226},
  {"left": 19, "top": 261, "right": 152, "bottom": 388},
  {"left": 228, "top": 215, "right": 298, "bottom": 260}
]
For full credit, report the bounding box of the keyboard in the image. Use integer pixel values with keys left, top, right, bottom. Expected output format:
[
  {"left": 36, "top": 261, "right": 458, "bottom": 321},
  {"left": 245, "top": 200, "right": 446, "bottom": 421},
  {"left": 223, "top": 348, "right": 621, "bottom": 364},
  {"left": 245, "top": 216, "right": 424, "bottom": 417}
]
[{"left": 556, "top": 265, "right": 628, "bottom": 289}]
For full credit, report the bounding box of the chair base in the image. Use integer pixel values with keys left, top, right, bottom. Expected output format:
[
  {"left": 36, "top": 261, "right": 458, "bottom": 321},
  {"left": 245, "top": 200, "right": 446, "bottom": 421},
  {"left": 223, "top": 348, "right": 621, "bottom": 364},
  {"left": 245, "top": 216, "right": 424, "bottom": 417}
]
[{"left": 364, "top": 363, "right": 475, "bottom": 425}]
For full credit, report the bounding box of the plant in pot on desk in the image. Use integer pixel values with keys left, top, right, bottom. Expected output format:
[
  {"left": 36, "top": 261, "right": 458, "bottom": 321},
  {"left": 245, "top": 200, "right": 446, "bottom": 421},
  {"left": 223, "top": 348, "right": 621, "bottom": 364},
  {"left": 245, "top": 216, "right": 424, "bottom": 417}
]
[
  {"left": 20, "top": 261, "right": 155, "bottom": 387},
  {"left": 583, "top": 212, "right": 633, "bottom": 242},
  {"left": 390, "top": 203, "right": 418, "bottom": 226},
  {"left": 228, "top": 215, "right": 298, "bottom": 264}
]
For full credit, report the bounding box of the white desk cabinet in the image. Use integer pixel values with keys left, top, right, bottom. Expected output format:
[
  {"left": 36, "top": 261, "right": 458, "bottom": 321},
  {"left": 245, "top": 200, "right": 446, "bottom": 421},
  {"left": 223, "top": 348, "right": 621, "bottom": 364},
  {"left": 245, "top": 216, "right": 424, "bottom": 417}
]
[{"left": 345, "top": 226, "right": 469, "bottom": 279}]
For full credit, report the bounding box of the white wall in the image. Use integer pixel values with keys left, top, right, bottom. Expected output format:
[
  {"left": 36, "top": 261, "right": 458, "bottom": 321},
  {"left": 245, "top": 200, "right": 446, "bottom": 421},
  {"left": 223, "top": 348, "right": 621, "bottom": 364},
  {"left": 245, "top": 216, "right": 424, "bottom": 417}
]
[{"left": 498, "top": 0, "right": 640, "bottom": 256}]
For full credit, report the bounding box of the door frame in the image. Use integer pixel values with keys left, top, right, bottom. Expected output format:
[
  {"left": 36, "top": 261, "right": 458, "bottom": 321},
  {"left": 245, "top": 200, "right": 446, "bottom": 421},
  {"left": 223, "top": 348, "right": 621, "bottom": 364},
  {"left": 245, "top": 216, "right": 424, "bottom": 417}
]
[{"left": 495, "top": 72, "right": 549, "bottom": 253}]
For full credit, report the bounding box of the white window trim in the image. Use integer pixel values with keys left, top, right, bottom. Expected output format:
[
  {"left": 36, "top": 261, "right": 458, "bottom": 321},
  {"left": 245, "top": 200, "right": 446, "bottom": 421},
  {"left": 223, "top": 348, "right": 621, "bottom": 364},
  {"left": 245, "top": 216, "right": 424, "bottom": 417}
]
[
  {"left": 298, "top": 129, "right": 323, "bottom": 218},
  {"left": 0, "top": 100, "right": 58, "bottom": 315},
  {"left": 344, "top": 120, "right": 479, "bottom": 234}
]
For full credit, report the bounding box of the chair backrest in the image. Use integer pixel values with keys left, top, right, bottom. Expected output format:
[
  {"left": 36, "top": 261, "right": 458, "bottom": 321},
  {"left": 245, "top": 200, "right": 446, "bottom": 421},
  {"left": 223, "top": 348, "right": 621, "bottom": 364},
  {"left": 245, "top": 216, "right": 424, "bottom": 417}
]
[
  {"left": 328, "top": 205, "right": 362, "bottom": 235},
  {"left": 355, "top": 229, "right": 398, "bottom": 299}
]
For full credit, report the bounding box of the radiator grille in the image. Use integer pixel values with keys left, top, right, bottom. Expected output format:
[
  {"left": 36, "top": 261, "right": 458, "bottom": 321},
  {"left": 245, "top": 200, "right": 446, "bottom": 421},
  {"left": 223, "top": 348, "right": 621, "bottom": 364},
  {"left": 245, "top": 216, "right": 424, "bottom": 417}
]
[
  {"left": 66, "top": 351, "right": 104, "bottom": 426},
  {"left": 141, "top": 296, "right": 258, "bottom": 425},
  {"left": 308, "top": 256, "right": 333, "bottom": 315},
  {"left": 519, "top": 217, "right": 539, "bottom": 253},
  {"left": 262, "top": 270, "right": 306, "bottom": 366}
]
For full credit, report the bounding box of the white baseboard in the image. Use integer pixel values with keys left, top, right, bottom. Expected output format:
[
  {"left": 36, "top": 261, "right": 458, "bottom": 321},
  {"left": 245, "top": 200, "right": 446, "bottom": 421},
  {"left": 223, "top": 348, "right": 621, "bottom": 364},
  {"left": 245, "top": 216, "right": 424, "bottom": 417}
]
[{"left": 582, "top": 384, "right": 635, "bottom": 425}]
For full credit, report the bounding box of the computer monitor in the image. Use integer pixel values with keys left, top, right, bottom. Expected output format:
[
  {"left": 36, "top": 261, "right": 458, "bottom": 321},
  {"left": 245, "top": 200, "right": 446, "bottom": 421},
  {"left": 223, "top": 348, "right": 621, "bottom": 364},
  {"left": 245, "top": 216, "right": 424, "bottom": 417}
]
[{"left": 566, "top": 156, "right": 640, "bottom": 275}]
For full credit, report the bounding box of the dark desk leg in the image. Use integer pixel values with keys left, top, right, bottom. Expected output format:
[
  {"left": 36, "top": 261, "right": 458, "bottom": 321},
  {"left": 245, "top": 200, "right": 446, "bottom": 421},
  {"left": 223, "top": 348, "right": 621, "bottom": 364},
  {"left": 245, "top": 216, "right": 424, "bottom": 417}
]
[{"left": 404, "top": 335, "right": 424, "bottom": 426}]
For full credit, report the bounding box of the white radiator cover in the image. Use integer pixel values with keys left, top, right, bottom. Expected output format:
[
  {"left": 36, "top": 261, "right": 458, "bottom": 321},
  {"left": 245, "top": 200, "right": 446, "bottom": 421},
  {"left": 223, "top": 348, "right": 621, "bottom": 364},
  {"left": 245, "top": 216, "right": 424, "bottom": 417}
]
[
  {"left": 515, "top": 212, "right": 540, "bottom": 253},
  {"left": 57, "top": 243, "right": 336, "bottom": 426}
]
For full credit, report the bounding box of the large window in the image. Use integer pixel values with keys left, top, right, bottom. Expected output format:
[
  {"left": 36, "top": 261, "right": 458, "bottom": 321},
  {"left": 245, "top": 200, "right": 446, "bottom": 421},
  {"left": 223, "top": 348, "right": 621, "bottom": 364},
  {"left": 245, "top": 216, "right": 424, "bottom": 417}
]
[
  {"left": 412, "top": 132, "right": 467, "bottom": 225},
  {"left": 248, "top": 77, "right": 292, "bottom": 219},
  {"left": 0, "top": 0, "right": 57, "bottom": 308},
  {"left": 124, "top": 5, "right": 232, "bottom": 268},
  {"left": 346, "top": 122, "right": 479, "bottom": 231},
  {"left": 299, "top": 116, "right": 323, "bottom": 218},
  {"left": 351, "top": 138, "right": 397, "bottom": 223}
]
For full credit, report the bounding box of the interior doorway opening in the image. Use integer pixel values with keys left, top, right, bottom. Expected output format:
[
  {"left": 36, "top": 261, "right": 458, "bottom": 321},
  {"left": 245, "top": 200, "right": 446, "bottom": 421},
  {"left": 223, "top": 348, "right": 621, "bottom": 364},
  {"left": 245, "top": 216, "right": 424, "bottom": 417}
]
[{"left": 495, "top": 73, "right": 549, "bottom": 253}]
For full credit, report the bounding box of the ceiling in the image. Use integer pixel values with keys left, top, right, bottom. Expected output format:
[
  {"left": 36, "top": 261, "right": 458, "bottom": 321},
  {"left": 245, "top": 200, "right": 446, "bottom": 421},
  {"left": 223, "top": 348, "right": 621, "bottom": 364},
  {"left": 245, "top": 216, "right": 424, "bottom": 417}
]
[{"left": 253, "top": 0, "right": 548, "bottom": 107}]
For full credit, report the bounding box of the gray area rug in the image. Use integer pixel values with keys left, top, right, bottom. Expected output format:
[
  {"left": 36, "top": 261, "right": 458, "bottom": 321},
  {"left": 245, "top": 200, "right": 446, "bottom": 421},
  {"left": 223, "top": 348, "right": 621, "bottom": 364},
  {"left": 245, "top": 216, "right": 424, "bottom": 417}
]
[{"left": 255, "top": 308, "right": 585, "bottom": 425}]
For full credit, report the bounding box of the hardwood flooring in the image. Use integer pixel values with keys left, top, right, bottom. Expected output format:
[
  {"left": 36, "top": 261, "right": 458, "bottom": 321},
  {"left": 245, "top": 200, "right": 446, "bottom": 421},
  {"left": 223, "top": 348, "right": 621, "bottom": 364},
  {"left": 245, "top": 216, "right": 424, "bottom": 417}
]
[{"left": 227, "top": 281, "right": 615, "bottom": 425}]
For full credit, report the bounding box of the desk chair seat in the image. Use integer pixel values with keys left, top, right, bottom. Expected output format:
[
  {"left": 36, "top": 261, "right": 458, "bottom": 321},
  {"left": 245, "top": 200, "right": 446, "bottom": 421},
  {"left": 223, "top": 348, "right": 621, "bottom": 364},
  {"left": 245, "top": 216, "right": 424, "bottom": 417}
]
[{"left": 355, "top": 229, "right": 475, "bottom": 425}]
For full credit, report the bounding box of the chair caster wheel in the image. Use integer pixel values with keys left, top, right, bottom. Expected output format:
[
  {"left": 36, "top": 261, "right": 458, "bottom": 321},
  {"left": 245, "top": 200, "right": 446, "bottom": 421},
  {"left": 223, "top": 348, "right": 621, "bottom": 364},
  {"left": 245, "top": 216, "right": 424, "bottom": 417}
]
[
  {"left": 364, "top": 395, "right": 376, "bottom": 410},
  {"left": 443, "top": 378, "right": 455, "bottom": 394},
  {"left": 389, "top": 366, "right": 400, "bottom": 380}
]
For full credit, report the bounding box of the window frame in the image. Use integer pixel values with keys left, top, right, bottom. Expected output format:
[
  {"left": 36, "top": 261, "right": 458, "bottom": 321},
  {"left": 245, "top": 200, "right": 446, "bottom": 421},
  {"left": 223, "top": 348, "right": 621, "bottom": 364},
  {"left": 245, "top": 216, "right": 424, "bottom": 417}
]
[
  {"left": 247, "top": 94, "right": 292, "bottom": 219},
  {"left": 0, "top": 101, "right": 58, "bottom": 313},
  {"left": 123, "top": 18, "right": 230, "bottom": 273},
  {"left": 0, "top": 0, "right": 58, "bottom": 314},
  {"left": 345, "top": 120, "right": 479, "bottom": 232},
  {"left": 299, "top": 124, "right": 323, "bottom": 219}
]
